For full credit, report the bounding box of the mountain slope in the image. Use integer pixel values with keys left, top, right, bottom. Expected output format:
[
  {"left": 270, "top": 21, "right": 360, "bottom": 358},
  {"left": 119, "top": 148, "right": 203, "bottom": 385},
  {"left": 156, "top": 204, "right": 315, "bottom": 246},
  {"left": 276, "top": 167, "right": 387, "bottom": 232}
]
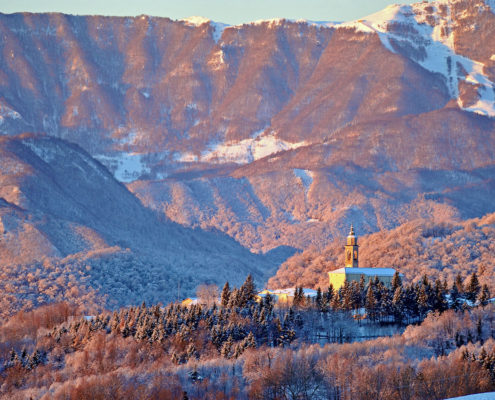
[
  {"left": 0, "top": 134, "right": 292, "bottom": 318},
  {"left": 0, "top": 0, "right": 495, "bottom": 261}
]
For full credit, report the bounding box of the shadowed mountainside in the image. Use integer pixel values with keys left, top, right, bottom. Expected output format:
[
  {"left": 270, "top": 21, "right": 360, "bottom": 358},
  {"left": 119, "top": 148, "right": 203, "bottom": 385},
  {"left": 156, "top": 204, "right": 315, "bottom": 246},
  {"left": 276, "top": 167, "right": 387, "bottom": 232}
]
[{"left": 0, "top": 134, "right": 292, "bottom": 318}]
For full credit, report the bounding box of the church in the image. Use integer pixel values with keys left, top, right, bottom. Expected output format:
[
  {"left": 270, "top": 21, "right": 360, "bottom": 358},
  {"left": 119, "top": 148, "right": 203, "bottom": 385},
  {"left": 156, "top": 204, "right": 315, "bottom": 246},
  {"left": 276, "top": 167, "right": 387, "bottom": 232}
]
[{"left": 328, "top": 225, "right": 402, "bottom": 290}]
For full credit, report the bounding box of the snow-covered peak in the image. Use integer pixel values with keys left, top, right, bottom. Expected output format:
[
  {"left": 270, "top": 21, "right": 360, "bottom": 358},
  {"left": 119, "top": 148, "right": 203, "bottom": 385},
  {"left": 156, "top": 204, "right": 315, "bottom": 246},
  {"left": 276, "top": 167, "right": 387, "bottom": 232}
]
[
  {"left": 336, "top": 0, "right": 495, "bottom": 118},
  {"left": 180, "top": 17, "right": 230, "bottom": 43},
  {"left": 181, "top": 16, "right": 211, "bottom": 26}
]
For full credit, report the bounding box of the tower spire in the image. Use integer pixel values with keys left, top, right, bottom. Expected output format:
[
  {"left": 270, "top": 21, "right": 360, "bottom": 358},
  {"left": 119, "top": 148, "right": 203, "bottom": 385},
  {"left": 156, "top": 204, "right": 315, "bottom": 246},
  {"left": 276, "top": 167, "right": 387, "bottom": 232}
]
[{"left": 345, "top": 224, "right": 359, "bottom": 268}]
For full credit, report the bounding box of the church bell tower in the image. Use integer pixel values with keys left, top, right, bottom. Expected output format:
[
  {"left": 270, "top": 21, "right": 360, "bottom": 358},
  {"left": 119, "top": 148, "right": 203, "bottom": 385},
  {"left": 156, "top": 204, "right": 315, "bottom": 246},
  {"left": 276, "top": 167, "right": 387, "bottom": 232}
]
[{"left": 344, "top": 225, "right": 359, "bottom": 268}]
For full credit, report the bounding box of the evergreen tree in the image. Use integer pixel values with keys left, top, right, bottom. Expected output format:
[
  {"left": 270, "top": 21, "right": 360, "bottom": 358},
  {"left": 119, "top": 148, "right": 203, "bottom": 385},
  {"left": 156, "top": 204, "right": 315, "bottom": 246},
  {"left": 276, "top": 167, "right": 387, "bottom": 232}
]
[
  {"left": 365, "top": 285, "right": 376, "bottom": 322},
  {"left": 325, "top": 284, "right": 334, "bottom": 306},
  {"left": 243, "top": 332, "right": 256, "bottom": 349},
  {"left": 450, "top": 282, "right": 462, "bottom": 311},
  {"left": 240, "top": 275, "right": 256, "bottom": 306},
  {"left": 330, "top": 290, "right": 340, "bottom": 311},
  {"left": 417, "top": 285, "right": 429, "bottom": 319},
  {"left": 221, "top": 282, "right": 231, "bottom": 307},
  {"left": 221, "top": 336, "right": 234, "bottom": 358},
  {"left": 391, "top": 271, "right": 402, "bottom": 291},
  {"left": 262, "top": 293, "right": 274, "bottom": 313},
  {"left": 359, "top": 275, "right": 366, "bottom": 293},
  {"left": 293, "top": 287, "right": 304, "bottom": 308},
  {"left": 392, "top": 286, "right": 404, "bottom": 324},
  {"left": 350, "top": 281, "right": 362, "bottom": 311},
  {"left": 186, "top": 343, "right": 198, "bottom": 360},
  {"left": 315, "top": 287, "right": 323, "bottom": 310},
  {"left": 455, "top": 273, "right": 464, "bottom": 294},
  {"left": 466, "top": 272, "right": 481, "bottom": 303},
  {"left": 434, "top": 279, "right": 448, "bottom": 313},
  {"left": 479, "top": 284, "right": 491, "bottom": 308}
]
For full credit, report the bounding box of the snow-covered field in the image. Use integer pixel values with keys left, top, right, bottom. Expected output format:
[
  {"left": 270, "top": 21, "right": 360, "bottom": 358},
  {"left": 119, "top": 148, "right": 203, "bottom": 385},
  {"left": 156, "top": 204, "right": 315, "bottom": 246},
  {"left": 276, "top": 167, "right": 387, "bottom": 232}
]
[{"left": 446, "top": 393, "right": 495, "bottom": 400}]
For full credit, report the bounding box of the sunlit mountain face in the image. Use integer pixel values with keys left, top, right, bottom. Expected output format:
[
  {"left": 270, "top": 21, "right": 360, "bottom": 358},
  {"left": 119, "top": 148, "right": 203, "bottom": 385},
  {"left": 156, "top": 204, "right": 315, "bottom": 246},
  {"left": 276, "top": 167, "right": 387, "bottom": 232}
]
[{"left": 0, "top": 0, "right": 495, "bottom": 312}]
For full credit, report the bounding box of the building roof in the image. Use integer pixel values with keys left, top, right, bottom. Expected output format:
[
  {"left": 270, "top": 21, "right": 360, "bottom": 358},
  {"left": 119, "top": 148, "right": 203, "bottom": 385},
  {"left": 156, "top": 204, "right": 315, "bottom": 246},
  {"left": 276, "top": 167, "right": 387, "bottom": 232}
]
[
  {"left": 258, "top": 288, "right": 318, "bottom": 297},
  {"left": 330, "top": 267, "right": 400, "bottom": 277}
]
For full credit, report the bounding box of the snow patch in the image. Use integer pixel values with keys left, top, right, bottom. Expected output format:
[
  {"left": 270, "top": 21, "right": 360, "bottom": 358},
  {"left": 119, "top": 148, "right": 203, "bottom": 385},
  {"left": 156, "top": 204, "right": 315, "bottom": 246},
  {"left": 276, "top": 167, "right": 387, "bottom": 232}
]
[
  {"left": 23, "top": 140, "right": 57, "bottom": 163},
  {"left": 293, "top": 169, "right": 314, "bottom": 192},
  {"left": 446, "top": 392, "right": 495, "bottom": 400},
  {"left": 212, "top": 22, "right": 229, "bottom": 43},
  {"left": 208, "top": 50, "right": 225, "bottom": 70},
  {"left": 95, "top": 153, "right": 151, "bottom": 183},
  {"left": 251, "top": 18, "right": 286, "bottom": 26},
  {"left": 181, "top": 16, "right": 210, "bottom": 26},
  {"left": 303, "top": 20, "right": 340, "bottom": 28},
  {"left": 487, "top": 0, "right": 495, "bottom": 15},
  {"left": 179, "top": 17, "right": 229, "bottom": 43},
  {"left": 0, "top": 104, "right": 21, "bottom": 124},
  {"left": 175, "top": 133, "right": 307, "bottom": 165}
]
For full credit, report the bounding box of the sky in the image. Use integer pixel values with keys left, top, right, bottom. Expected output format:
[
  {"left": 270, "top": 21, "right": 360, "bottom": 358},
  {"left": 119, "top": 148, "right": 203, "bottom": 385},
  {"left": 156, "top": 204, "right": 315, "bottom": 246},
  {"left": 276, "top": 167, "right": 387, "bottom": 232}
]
[{"left": 0, "top": 0, "right": 418, "bottom": 25}]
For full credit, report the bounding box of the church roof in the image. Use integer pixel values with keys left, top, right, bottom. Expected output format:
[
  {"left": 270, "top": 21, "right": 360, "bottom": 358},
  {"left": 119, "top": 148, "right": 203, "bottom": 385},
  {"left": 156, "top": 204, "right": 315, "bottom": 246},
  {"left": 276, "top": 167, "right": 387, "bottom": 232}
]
[
  {"left": 258, "top": 288, "right": 318, "bottom": 297},
  {"left": 330, "top": 267, "right": 400, "bottom": 277}
]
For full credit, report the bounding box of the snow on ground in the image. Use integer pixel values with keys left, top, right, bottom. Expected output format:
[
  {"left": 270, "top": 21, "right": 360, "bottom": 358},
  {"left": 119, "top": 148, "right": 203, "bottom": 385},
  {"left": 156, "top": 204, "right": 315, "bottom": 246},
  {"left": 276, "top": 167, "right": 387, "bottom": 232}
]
[
  {"left": 211, "top": 22, "right": 229, "bottom": 43},
  {"left": 339, "top": 2, "right": 495, "bottom": 117},
  {"left": 180, "top": 17, "right": 229, "bottom": 43},
  {"left": 181, "top": 16, "right": 210, "bottom": 26},
  {"left": 95, "top": 153, "right": 151, "bottom": 183},
  {"left": 487, "top": 0, "right": 495, "bottom": 14},
  {"left": 293, "top": 169, "right": 314, "bottom": 192},
  {"left": 446, "top": 393, "right": 495, "bottom": 400},
  {"left": 176, "top": 133, "right": 308, "bottom": 164},
  {"left": 0, "top": 103, "right": 21, "bottom": 125},
  {"left": 23, "top": 140, "right": 58, "bottom": 163}
]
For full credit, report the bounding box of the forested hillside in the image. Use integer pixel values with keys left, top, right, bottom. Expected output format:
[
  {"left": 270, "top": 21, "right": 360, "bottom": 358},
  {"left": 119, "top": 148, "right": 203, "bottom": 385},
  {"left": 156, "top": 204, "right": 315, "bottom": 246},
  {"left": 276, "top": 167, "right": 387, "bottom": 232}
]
[
  {"left": 1, "top": 283, "right": 494, "bottom": 399},
  {"left": 269, "top": 213, "right": 495, "bottom": 291}
]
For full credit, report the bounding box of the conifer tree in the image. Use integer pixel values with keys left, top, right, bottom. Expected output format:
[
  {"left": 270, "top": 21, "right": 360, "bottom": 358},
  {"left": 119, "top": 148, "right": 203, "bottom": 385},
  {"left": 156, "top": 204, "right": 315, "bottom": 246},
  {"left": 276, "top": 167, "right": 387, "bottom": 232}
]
[
  {"left": 293, "top": 287, "right": 304, "bottom": 308},
  {"left": 315, "top": 287, "right": 323, "bottom": 310},
  {"left": 221, "top": 336, "right": 234, "bottom": 358},
  {"left": 240, "top": 274, "right": 256, "bottom": 305},
  {"left": 434, "top": 278, "right": 448, "bottom": 312},
  {"left": 186, "top": 343, "right": 198, "bottom": 360},
  {"left": 365, "top": 285, "right": 376, "bottom": 321},
  {"left": 450, "top": 281, "right": 462, "bottom": 311},
  {"left": 417, "top": 285, "right": 429, "bottom": 319},
  {"left": 455, "top": 273, "right": 464, "bottom": 294},
  {"left": 244, "top": 332, "right": 256, "bottom": 349},
  {"left": 221, "top": 282, "right": 231, "bottom": 307},
  {"left": 330, "top": 291, "right": 340, "bottom": 311},
  {"left": 479, "top": 284, "right": 491, "bottom": 308},
  {"left": 325, "top": 284, "right": 334, "bottom": 305},
  {"left": 263, "top": 293, "right": 274, "bottom": 313},
  {"left": 392, "top": 286, "right": 404, "bottom": 324},
  {"left": 359, "top": 275, "right": 366, "bottom": 292},
  {"left": 466, "top": 272, "right": 481, "bottom": 302},
  {"left": 391, "top": 271, "right": 402, "bottom": 291}
]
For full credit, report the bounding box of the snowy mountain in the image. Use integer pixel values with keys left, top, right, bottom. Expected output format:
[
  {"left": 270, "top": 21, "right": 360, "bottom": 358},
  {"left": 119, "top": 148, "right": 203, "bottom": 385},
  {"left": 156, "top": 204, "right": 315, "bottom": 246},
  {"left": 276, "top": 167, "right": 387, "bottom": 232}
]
[
  {"left": 0, "top": 135, "right": 292, "bottom": 316},
  {"left": 0, "top": 0, "right": 495, "bottom": 289}
]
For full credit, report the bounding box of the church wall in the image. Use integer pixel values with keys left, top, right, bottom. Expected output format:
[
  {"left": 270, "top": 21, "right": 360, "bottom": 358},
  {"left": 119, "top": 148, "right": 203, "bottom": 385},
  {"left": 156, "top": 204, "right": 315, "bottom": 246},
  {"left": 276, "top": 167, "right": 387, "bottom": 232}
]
[{"left": 328, "top": 272, "right": 346, "bottom": 290}]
